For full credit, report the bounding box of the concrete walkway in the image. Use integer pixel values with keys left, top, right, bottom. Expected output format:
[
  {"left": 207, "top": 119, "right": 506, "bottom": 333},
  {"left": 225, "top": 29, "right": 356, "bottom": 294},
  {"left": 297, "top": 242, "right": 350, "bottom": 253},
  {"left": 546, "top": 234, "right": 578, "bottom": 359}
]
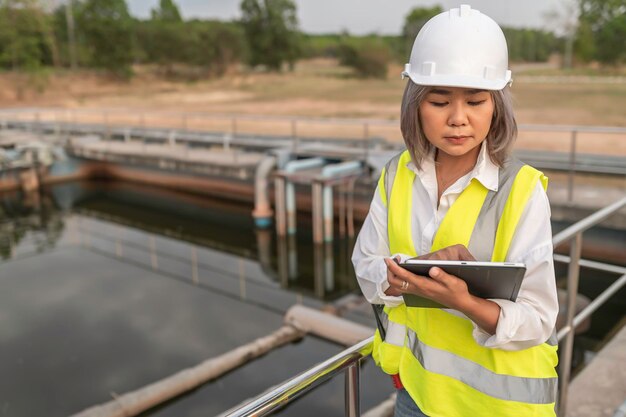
[{"left": 567, "top": 324, "right": 626, "bottom": 417}]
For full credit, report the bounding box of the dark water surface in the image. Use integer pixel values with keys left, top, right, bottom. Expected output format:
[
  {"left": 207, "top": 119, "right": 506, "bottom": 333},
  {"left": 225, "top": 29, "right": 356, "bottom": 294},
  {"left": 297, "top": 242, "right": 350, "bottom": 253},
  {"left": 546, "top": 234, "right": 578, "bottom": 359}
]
[
  {"left": 0, "top": 181, "right": 623, "bottom": 416},
  {"left": 0, "top": 182, "right": 390, "bottom": 417}
]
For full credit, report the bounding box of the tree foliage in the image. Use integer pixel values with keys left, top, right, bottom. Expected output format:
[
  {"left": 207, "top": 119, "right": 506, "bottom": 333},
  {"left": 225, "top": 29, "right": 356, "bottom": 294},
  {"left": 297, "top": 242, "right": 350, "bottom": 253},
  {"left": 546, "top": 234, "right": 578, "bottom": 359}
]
[
  {"left": 239, "top": 0, "right": 300, "bottom": 71},
  {"left": 402, "top": 6, "right": 442, "bottom": 56},
  {"left": 577, "top": 0, "right": 625, "bottom": 64},
  {"left": 503, "top": 28, "right": 559, "bottom": 62},
  {"left": 151, "top": 0, "right": 182, "bottom": 22},
  {"left": 136, "top": 0, "right": 184, "bottom": 73},
  {"left": 337, "top": 36, "right": 391, "bottom": 79},
  {"left": 136, "top": 19, "right": 246, "bottom": 78},
  {"left": 76, "top": 0, "right": 135, "bottom": 77},
  {"left": 0, "top": 0, "right": 58, "bottom": 70}
]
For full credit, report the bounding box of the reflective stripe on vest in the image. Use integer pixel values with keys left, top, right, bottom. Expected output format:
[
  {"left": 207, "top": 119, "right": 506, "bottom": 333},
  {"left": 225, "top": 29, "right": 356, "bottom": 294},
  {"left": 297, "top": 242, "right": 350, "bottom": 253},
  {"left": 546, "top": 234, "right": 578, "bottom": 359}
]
[
  {"left": 373, "top": 150, "right": 558, "bottom": 415},
  {"left": 407, "top": 331, "right": 557, "bottom": 404}
]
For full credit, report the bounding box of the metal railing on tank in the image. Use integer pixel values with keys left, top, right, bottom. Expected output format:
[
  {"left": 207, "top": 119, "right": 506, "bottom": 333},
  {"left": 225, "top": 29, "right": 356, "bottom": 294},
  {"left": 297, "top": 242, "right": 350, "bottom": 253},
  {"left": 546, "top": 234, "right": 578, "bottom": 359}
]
[
  {"left": 223, "top": 196, "right": 626, "bottom": 417},
  {"left": 553, "top": 196, "right": 626, "bottom": 417},
  {"left": 219, "top": 337, "right": 372, "bottom": 417}
]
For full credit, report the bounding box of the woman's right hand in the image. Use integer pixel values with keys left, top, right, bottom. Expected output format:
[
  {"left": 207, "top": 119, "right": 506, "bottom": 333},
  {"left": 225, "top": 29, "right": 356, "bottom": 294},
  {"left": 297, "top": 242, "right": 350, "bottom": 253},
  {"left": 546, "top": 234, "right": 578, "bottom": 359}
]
[
  {"left": 383, "top": 244, "right": 475, "bottom": 297},
  {"left": 416, "top": 244, "right": 476, "bottom": 261}
]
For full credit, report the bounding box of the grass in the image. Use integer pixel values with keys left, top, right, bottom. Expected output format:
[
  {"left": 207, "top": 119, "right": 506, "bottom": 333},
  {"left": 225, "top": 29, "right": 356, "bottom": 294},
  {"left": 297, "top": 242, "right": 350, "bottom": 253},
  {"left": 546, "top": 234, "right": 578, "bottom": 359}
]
[{"left": 0, "top": 59, "right": 624, "bottom": 126}]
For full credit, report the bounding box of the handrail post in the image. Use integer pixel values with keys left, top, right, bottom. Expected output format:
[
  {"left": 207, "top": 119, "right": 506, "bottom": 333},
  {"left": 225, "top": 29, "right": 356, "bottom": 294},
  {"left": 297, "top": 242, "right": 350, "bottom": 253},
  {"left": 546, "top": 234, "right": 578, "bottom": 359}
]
[
  {"left": 345, "top": 362, "right": 360, "bottom": 417},
  {"left": 558, "top": 232, "right": 583, "bottom": 417}
]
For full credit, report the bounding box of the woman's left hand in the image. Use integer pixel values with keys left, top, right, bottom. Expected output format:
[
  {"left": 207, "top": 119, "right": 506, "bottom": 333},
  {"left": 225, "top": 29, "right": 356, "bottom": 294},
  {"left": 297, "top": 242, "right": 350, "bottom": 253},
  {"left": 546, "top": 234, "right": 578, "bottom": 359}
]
[
  {"left": 384, "top": 258, "right": 472, "bottom": 310},
  {"left": 384, "top": 258, "right": 501, "bottom": 334}
]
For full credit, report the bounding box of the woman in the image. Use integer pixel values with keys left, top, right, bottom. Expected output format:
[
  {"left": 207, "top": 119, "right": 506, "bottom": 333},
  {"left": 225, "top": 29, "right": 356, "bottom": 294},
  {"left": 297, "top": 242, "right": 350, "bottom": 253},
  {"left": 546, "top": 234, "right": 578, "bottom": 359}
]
[{"left": 352, "top": 5, "right": 559, "bottom": 417}]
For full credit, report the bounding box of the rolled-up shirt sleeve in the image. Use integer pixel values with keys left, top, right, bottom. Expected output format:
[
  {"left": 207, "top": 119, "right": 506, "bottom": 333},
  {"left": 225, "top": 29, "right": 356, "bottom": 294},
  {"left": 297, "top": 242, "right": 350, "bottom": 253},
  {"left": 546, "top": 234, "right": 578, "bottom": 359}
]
[
  {"left": 351, "top": 186, "right": 406, "bottom": 307},
  {"left": 472, "top": 183, "right": 558, "bottom": 350}
]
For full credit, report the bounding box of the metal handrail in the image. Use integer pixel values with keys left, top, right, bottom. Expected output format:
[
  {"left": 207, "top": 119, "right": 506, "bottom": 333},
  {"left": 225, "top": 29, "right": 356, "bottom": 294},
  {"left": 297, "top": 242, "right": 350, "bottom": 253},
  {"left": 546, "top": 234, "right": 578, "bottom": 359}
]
[
  {"left": 552, "top": 197, "right": 626, "bottom": 247},
  {"left": 2, "top": 108, "right": 626, "bottom": 133},
  {"left": 221, "top": 336, "right": 373, "bottom": 417},
  {"left": 3, "top": 108, "right": 624, "bottom": 203},
  {"left": 225, "top": 197, "right": 626, "bottom": 417},
  {"left": 553, "top": 196, "right": 626, "bottom": 417}
]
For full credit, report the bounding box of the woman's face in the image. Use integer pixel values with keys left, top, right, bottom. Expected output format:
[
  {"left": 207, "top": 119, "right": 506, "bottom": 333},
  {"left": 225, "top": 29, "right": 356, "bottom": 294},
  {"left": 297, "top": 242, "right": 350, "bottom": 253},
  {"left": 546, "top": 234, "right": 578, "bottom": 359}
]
[{"left": 418, "top": 87, "right": 494, "bottom": 162}]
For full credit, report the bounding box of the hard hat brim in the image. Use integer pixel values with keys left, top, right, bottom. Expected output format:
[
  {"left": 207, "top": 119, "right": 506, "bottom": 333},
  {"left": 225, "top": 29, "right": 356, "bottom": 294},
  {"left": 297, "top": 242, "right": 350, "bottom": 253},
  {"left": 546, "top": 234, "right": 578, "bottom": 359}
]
[{"left": 403, "top": 72, "right": 511, "bottom": 91}]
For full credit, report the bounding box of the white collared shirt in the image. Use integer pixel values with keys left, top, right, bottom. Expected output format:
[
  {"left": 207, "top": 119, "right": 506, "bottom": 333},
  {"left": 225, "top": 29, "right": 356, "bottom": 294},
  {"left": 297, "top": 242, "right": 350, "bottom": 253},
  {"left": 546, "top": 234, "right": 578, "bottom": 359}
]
[{"left": 351, "top": 143, "right": 558, "bottom": 350}]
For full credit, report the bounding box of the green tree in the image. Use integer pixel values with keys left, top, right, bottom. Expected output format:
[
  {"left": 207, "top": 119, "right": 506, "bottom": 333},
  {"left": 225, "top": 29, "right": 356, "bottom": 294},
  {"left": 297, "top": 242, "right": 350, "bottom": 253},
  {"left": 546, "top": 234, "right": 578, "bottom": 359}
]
[
  {"left": 184, "top": 20, "right": 247, "bottom": 76},
  {"left": 573, "top": 20, "right": 595, "bottom": 63},
  {"left": 0, "top": 0, "right": 58, "bottom": 70},
  {"left": 135, "top": 18, "right": 246, "bottom": 79},
  {"left": 337, "top": 36, "right": 391, "bottom": 79},
  {"left": 502, "top": 28, "right": 558, "bottom": 62},
  {"left": 402, "top": 6, "right": 442, "bottom": 56},
  {"left": 137, "top": 0, "right": 184, "bottom": 74},
  {"left": 577, "top": 0, "right": 626, "bottom": 64},
  {"left": 239, "top": 0, "right": 300, "bottom": 71},
  {"left": 151, "top": 0, "right": 182, "bottom": 22},
  {"left": 76, "top": 0, "right": 134, "bottom": 77}
]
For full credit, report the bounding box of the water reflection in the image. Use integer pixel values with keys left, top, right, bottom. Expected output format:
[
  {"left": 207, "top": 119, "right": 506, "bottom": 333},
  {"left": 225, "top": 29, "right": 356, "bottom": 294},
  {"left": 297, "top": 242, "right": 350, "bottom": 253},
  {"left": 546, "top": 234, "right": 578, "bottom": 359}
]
[
  {"left": 0, "top": 181, "right": 359, "bottom": 303},
  {"left": 0, "top": 181, "right": 372, "bottom": 416},
  {"left": 0, "top": 190, "right": 65, "bottom": 259}
]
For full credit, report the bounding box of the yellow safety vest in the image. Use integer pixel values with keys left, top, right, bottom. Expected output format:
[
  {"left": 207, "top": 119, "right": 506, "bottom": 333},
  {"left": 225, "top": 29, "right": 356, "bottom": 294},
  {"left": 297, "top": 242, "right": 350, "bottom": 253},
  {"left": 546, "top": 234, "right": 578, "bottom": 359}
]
[{"left": 372, "top": 150, "right": 558, "bottom": 417}]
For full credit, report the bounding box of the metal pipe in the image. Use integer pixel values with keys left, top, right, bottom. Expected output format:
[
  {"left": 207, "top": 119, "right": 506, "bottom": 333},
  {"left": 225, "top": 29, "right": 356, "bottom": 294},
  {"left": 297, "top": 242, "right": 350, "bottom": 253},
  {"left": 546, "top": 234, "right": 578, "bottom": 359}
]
[
  {"left": 558, "top": 232, "right": 582, "bottom": 417},
  {"left": 312, "top": 181, "right": 323, "bottom": 244},
  {"left": 320, "top": 161, "right": 362, "bottom": 242},
  {"left": 252, "top": 155, "right": 277, "bottom": 228},
  {"left": 284, "top": 158, "right": 325, "bottom": 235},
  {"left": 287, "top": 181, "right": 297, "bottom": 234},
  {"left": 274, "top": 176, "right": 286, "bottom": 236},
  {"left": 323, "top": 184, "right": 333, "bottom": 242},
  {"left": 285, "top": 305, "right": 373, "bottom": 346},
  {"left": 72, "top": 326, "right": 305, "bottom": 417}
]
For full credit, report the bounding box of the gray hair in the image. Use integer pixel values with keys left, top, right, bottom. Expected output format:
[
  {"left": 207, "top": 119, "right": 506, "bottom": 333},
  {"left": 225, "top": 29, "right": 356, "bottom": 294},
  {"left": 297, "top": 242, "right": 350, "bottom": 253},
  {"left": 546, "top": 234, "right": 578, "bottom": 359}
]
[{"left": 400, "top": 80, "right": 517, "bottom": 168}]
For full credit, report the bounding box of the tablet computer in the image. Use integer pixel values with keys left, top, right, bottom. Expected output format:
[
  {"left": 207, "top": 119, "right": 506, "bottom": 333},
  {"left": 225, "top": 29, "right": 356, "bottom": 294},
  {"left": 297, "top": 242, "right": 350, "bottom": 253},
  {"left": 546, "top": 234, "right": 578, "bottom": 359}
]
[{"left": 399, "top": 260, "right": 526, "bottom": 308}]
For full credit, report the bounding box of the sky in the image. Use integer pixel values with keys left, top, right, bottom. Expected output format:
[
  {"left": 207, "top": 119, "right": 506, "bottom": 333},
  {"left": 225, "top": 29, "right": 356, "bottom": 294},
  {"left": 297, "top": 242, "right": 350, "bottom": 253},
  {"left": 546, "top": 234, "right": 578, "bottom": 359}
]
[{"left": 126, "top": 0, "right": 572, "bottom": 35}]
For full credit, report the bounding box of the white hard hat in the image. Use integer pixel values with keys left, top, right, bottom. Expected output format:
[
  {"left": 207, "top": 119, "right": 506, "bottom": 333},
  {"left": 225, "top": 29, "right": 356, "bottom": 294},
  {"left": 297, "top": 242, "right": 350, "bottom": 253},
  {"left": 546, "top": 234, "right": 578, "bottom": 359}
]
[{"left": 402, "top": 4, "right": 512, "bottom": 90}]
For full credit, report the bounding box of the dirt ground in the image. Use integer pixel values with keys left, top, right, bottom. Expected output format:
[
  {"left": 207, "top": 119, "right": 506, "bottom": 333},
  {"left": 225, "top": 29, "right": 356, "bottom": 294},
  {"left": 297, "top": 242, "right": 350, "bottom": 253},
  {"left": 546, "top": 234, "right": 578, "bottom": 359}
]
[{"left": 1, "top": 59, "right": 625, "bottom": 154}]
